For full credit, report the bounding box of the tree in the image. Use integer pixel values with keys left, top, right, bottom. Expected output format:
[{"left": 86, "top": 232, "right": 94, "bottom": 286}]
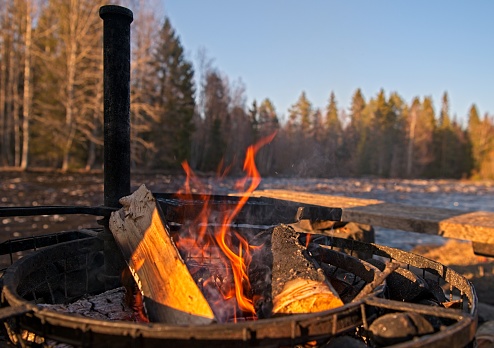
[
  {"left": 284, "top": 91, "right": 314, "bottom": 175},
  {"left": 288, "top": 91, "right": 312, "bottom": 135},
  {"left": 406, "top": 98, "right": 420, "bottom": 177},
  {"left": 371, "top": 89, "right": 397, "bottom": 177},
  {"left": 467, "top": 104, "right": 483, "bottom": 174},
  {"left": 467, "top": 105, "right": 494, "bottom": 178},
  {"left": 414, "top": 96, "right": 436, "bottom": 176},
  {"left": 343, "top": 88, "right": 367, "bottom": 175},
  {"left": 248, "top": 99, "right": 259, "bottom": 143},
  {"left": 323, "top": 91, "right": 342, "bottom": 176},
  {"left": 256, "top": 98, "right": 279, "bottom": 174},
  {"left": 199, "top": 70, "right": 229, "bottom": 172},
  {"left": 0, "top": 0, "right": 23, "bottom": 167},
  {"left": 31, "top": 0, "right": 104, "bottom": 170},
  {"left": 432, "top": 92, "right": 458, "bottom": 177},
  {"left": 387, "top": 92, "right": 407, "bottom": 177},
  {"left": 20, "top": 0, "right": 35, "bottom": 170},
  {"left": 150, "top": 17, "right": 196, "bottom": 169}
]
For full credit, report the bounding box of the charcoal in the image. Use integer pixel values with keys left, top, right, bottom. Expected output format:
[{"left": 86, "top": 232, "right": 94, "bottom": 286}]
[{"left": 248, "top": 224, "right": 343, "bottom": 318}]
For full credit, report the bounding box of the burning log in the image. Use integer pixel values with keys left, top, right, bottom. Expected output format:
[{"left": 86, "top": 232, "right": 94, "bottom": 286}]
[
  {"left": 249, "top": 224, "right": 343, "bottom": 318},
  {"left": 109, "top": 184, "right": 216, "bottom": 324}
]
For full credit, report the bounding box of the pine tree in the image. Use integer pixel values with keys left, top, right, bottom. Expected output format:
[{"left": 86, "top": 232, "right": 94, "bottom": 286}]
[
  {"left": 388, "top": 92, "right": 407, "bottom": 177},
  {"left": 433, "top": 92, "right": 456, "bottom": 177},
  {"left": 467, "top": 105, "right": 494, "bottom": 178},
  {"left": 406, "top": 98, "right": 420, "bottom": 177},
  {"left": 248, "top": 99, "right": 259, "bottom": 143},
  {"left": 467, "top": 104, "right": 482, "bottom": 174},
  {"left": 324, "top": 91, "right": 342, "bottom": 176},
  {"left": 284, "top": 91, "right": 314, "bottom": 175},
  {"left": 343, "top": 88, "right": 367, "bottom": 175},
  {"left": 415, "top": 96, "right": 436, "bottom": 176},
  {"left": 200, "top": 70, "right": 229, "bottom": 172},
  {"left": 151, "top": 17, "right": 196, "bottom": 169},
  {"left": 288, "top": 91, "right": 312, "bottom": 135},
  {"left": 373, "top": 89, "right": 394, "bottom": 176},
  {"left": 258, "top": 98, "right": 279, "bottom": 136}
]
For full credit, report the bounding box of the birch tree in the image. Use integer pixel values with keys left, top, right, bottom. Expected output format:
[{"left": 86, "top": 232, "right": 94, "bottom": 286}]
[
  {"left": 20, "top": 0, "right": 35, "bottom": 169},
  {"left": 33, "top": 0, "right": 104, "bottom": 170},
  {"left": 128, "top": 1, "right": 160, "bottom": 168}
]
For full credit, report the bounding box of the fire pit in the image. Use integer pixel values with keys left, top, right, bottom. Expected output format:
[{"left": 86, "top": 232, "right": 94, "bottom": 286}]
[
  {"left": 0, "top": 4, "right": 478, "bottom": 347},
  {"left": 0, "top": 221, "right": 477, "bottom": 347}
]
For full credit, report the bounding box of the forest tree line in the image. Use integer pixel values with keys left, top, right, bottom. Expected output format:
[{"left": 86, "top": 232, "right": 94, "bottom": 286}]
[{"left": 1, "top": 0, "right": 494, "bottom": 179}]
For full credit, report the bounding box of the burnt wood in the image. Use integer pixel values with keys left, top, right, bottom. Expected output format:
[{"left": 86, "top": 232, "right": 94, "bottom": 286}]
[{"left": 249, "top": 224, "right": 343, "bottom": 318}]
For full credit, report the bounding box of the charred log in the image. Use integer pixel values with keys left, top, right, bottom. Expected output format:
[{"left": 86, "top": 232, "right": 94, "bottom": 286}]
[{"left": 249, "top": 224, "right": 343, "bottom": 318}]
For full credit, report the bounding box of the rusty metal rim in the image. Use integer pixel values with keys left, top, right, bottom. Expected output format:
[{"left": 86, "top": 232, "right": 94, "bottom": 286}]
[{"left": 1, "top": 236, "right": 367, "bottom": 344}]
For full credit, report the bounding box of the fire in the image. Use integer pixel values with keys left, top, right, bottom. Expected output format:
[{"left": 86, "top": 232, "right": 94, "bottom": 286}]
[{"left": 174, "top": 132, "right": 276, "bottom": 322}]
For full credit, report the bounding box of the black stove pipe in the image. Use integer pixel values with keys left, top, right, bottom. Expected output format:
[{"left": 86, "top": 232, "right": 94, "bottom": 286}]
[
  {"left": 99, "top": 5, "right": 133, "bottom": 288},
  {"left": 100, "top": 5, "right": 133, "bottom": 208}
]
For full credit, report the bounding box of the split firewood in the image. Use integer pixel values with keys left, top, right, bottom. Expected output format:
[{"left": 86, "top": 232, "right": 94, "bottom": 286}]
[
  {"left": 249, "top": 224, "right": 343, "bottom": 318},
  {"left": 109, "top": 184, "right": 215, "bottom": 324}
]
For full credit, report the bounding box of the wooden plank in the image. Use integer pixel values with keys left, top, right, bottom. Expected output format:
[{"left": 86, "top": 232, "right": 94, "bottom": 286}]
[
  {"left": 109, "top": 184, "right": 215, "bottom": 324},
  {"left": 248, "top": 189, "right": 494, "bottom": 245}
]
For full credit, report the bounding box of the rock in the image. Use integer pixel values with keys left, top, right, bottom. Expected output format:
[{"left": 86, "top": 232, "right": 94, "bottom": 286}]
[
  {"left": 476, "top": 321, "right": 494, "bottom": 348},
  {"left": 369, "top": 312, "right": 435, "bottom": 346}
]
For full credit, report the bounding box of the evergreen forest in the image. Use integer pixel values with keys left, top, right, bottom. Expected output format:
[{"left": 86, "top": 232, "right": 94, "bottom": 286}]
[{"left": 1, "top": 0, "right": 494, "bottom": 179}]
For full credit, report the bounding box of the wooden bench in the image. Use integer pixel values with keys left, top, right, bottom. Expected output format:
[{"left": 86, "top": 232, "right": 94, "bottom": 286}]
[{"left": 249, "top": 189, "right": 494, "bottom": 257}]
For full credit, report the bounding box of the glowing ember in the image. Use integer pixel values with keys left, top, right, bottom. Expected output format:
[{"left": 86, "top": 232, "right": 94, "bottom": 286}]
[{"left": 174, "top": 132, "right": 276, "bottom": 323}]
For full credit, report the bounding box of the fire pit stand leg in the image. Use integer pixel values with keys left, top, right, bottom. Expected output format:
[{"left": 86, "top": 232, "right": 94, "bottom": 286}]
[{"left": 99, "top": 5, "right": 133, "bottom": 288}]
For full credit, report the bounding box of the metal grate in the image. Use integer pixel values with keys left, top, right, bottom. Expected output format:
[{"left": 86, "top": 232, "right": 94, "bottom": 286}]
[{"left": 0, "top": 228, "right": 477, "bottom": 348}]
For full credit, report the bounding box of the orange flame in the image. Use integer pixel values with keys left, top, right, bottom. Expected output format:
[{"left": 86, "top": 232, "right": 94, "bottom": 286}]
[
  {"left": 174, "top": 132, "right": 276, "bottom": 322},
  {"left": 305, "top": 233, "right": 312, "bottom": 248}
]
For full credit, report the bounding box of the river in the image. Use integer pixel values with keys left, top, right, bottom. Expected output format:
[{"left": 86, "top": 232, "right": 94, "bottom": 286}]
[{"left": 2, "top": 172, "right": 494, "bottom": 252}]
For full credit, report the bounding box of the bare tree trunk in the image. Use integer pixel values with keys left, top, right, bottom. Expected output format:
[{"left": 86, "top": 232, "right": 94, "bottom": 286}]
[
  {"left": 20, "top": 0, "right": 33, "bottom": 170},
  {"left": 406, "top": 106, "right": 417, "bottom": 177},
  {"left": 61, "top": 2, "right": 77, "bottom": 172},
  {"left": 13, "top": 57, "right": 20, "bottom": 167},
  {"left": 0, "top": 23, "right": 6, "bottom": 166},
  {"left": 6, "top": 35, "right": 15, "bottom": 166}
]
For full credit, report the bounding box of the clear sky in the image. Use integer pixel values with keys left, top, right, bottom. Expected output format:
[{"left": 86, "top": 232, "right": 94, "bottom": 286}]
[{"left": 161, "top": 1, "right": 493, "bottom": 125}]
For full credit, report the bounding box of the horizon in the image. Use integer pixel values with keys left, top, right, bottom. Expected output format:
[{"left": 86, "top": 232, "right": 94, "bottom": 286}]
[{"left": 162, "top": 1, "right": 494, "bottom": 126}]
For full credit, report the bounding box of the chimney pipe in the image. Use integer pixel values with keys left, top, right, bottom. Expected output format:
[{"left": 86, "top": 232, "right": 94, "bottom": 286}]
[
  {"left": 99, "top": 5, "right": 133, "bottom": 288},
  {"left": 99, "top": 5, "right": 133, "bottom": 208}
]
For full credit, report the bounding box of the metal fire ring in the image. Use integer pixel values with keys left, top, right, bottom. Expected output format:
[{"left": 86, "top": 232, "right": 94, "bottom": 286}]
[{"left": 0, "top": 232, "right": 477, "bottom": 348}]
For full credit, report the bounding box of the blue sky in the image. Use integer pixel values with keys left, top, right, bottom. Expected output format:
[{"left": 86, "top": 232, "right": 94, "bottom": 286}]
[{"left": 161, "top": 1, "right": 493, "bottom": 125}]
